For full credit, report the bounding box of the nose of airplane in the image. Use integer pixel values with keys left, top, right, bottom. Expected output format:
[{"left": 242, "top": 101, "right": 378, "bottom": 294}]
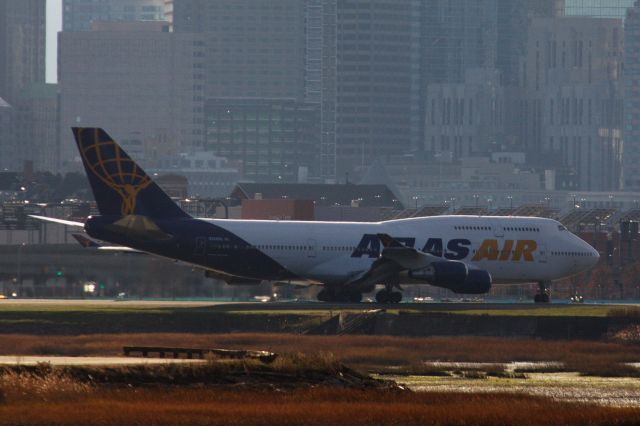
[
  {"left": 583, "top": 241, "right": 600, "bottom": 269},
  {"left": 589, "top": 244, "right": 600, "bottom": 266}
]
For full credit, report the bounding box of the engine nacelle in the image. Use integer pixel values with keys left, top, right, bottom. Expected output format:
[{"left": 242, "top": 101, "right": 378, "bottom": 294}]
[
  {"left": 409, "top": 262, "right": 492, "bottom": 294},
  {"left": 454, "top": 269, "right": 492, "bottom": 294},
  {"left": 409, "top": 261, "right": 467, "bottom": 287}
]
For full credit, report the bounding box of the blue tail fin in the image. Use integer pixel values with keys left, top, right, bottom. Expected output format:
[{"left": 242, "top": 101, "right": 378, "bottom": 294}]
[{"left": 72, "top": 128, "right": 190, "bottom": 219}]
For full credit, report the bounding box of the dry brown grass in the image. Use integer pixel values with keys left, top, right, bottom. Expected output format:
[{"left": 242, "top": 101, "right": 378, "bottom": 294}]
[
  {"left": 3, "top": 333, "right": 640, "bottom": 370},
  {"left": 1, "top": 386, "right": 639, "bottom": 426},
  {"left": 608, "top": 307, "right": 640, "bottom": 318}
]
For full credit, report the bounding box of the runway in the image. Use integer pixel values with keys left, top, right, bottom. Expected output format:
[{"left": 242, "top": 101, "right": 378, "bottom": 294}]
[{"left": 0, "top": 298, "right": 632, "bottom": 313}]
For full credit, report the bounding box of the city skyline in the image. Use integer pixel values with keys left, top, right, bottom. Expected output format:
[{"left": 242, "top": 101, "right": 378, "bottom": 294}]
[{"left": 1, "top": 0, "right": 636, "bottom": 203}]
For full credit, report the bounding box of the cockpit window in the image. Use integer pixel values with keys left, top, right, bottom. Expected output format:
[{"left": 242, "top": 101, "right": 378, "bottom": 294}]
[{"left": 558, "top": 225, "right": 567, "bottom": 231}]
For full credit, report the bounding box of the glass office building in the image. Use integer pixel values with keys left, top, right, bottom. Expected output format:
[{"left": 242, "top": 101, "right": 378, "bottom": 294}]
[{"left": 565, "top": 0, "right": 635, "bottom": 19}]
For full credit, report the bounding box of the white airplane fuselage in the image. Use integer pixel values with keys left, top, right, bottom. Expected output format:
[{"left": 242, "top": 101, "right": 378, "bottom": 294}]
[{"left": 209, "top": 215, "right": 599, "bottom": 286}]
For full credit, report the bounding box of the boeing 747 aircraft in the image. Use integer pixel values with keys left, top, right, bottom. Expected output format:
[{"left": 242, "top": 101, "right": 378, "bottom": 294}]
[{"left": 32, "top": 128, "right": 600, "bottom": 303}]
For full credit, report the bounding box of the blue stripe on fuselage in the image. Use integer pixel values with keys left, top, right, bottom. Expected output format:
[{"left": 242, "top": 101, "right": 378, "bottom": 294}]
[{"left": 84, "top": 216, "right": 295, "bottom": 281}]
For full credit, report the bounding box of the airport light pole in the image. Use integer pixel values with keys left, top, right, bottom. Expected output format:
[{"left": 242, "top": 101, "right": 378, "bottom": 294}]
[{"left": 412, "top": 195, "right": 421, "bottom": 210}]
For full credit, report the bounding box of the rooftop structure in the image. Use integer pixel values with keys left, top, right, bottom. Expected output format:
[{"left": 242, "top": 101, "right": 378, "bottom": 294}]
[
  {"left": 229, "top": 183, "right": 402, "bottom": 209},
  {"left": 564, "top": 0, "right": 635, "bottom": 20},
  {"left": 62, "top": 0, "right": 166, "bottom": 31}
]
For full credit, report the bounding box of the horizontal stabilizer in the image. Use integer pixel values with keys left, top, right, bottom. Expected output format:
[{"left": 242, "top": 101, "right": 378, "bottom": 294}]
[
  {"left": 29, "top": 215, "right": 85, "bottom": 228},
  {"left": 72, "top": 233, "right": 100, "bottom": 248},
  {"left": 72, "top": 233, "right": 142, "bottom": 253}
]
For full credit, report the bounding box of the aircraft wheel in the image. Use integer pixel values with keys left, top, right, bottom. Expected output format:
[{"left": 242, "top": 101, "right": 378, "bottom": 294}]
[
  {"left": 534, "top": 281, "right": 551, "bottom": 303},
  {"left": 534, "top": 293, "right": 550, "bottom": 303},
  {"left": 376, "top": 290, "right": 390, "bottom": 304},
  {"left": 317, "top": 289, "right": 335, "bottom": 302},
  {"left": 347, "top": 291, "right": 363, "bottom": 303},
  {"left": 390, "top": 291, "right": 403, "bottom": 304}
]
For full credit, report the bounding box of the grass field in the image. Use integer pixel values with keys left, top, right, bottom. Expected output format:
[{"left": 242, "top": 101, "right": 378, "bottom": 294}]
[{"left": 2, "top": 382, "right": 640, "bottom": 425}]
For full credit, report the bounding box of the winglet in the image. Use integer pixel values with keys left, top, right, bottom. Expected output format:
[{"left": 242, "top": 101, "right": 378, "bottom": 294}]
[{"left": 29, "top": 215, "right": 85, "bottom": 228}]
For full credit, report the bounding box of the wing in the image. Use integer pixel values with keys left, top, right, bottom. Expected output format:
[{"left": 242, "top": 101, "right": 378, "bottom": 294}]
[
  {"left": 344, "top": 233, "right": 441, "bottom": 289},
  {"left": 376, "top": 233, "right": 440, "bottom": 270}
]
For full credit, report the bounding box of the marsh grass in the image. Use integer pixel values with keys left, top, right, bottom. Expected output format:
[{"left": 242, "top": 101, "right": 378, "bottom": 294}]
[
  {"left": 3, "top": 333, "right": 640, "bottom": 377},
  {"left": 1, "top": 386, "right": 640, "bottom": 425}
]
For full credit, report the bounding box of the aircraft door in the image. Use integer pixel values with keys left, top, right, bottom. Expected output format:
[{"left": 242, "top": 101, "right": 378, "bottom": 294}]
[
  {"left": 307, "top": 239, "right": 317, "bottom": 258},
  {"left": 538, "top": 244, "right": 548, "bottom": 263},
  {"left": 490, "top": 220, "right": 504, "bottom": 238},
  {"left": 194, "top": 237, "right": 206, "bottom": 256}
]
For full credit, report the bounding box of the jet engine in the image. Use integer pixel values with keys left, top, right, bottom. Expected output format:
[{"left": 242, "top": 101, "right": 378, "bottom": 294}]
[
  {"left": 408, "top": 262, "right": 492, "bottom": 294},
  {"left": 409, "top": 261, "right": 467, "bottom": 286}
]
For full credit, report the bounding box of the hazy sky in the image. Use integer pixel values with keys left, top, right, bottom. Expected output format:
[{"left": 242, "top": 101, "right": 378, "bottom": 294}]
[{"left": 46, "top": 0, "right": 62, "bottom": 83}]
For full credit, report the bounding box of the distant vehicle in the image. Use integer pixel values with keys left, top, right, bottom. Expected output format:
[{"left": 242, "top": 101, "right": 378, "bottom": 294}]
[
  {"left": 32, "top": 128, "right": 600, "bottom": 304},
  {"left": 412, "top": 296, "right": 434, "bottom": 303}
]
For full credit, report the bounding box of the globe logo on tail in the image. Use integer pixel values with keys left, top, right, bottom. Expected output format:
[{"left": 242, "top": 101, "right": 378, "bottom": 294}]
[{"left": 76, "top": 128, "right": 152, "bottom": 216}]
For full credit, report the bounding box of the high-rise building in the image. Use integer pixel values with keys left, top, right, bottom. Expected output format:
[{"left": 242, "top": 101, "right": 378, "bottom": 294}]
[
  {"left": 0, "top": 97, "right": 14, "bottom": 172},
  {"left": 0, "top": 0, "right": 46, "bottom": 105},
  {"left": 204, "top": 99, "right": 319, "bottom": 183},
  {"left": 171, "top": 0, "right": 323, "bottom": 182},
  {"left": 424, "top": 68, "right": 510, "bottom": 160},
  {"left": 422, "top": 0, "right": 564, "bottom": 87},
  {"left": 58, "top": 21, "right": 204, "bottom": 173},
  {"left": 62, "top": 0, "right": 166, "bottom": 31},
  {"left": 496, "top": 0, "right": 565, "bottom": 86},
  {"left": 14, "top": 84, "right": 59, "bottom": 173},
  {"left": 335, "top": 0, "right": 422, "bottom": 176},
  {"left": 624, "top": 1, "right": 640, "bottom": 190},
  {"left": 520, "top": 17, "right": 624, "bottom": 191},
  {"left": 421, "top": 0, "right": 563, "bottom": 166},
  {"left": 565, "top": 0, "right": 635, "bottom": 19},
  {"left": 422, "top": 0, "right": 499, "bottom": 86},
  {"left": 172, "top": 0, "right": 306, "bottom": 101},
  {"left": 305, "top": 0, "right": 337, "bottom": 182}
]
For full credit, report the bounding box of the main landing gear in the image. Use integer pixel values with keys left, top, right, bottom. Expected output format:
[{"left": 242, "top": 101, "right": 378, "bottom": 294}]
[
  {"left": 534, "top": 281, "right": 551, "bottom": 303},
  {"left": 375, "top": 289, "right": 402, "bottom": 304},
  {"left": 317, "top": 288, "right": 363, "bottom": 303},
  {"left": 375, "top": 279, "right": 403, "bottom": 304}
]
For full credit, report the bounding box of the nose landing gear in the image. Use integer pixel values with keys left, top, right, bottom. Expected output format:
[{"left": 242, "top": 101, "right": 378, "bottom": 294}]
[{"left": 534, "top": 281, "right": 551, "bottom": 303}]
